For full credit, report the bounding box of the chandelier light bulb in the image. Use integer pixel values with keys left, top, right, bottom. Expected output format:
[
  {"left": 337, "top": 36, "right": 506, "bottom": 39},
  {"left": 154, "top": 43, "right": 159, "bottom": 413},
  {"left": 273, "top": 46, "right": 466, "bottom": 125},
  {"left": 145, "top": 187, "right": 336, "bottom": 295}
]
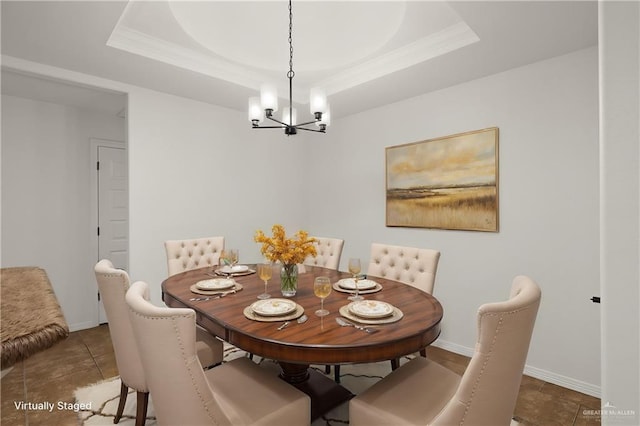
[
  {"left": 309, "top": 87, "right": 328, "bottom": 115},
  {"left": 248, "top": 97, "right": 264, "bottom": 124},
  {"left": 260, "top": 84, "right": 278, "bottom": 112}
]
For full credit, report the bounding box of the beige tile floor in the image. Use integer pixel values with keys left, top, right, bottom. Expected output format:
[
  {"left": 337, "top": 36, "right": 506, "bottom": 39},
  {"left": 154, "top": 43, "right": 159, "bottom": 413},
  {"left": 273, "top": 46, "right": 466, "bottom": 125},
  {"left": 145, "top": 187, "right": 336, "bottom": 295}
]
[{"left": 1, "top": 325, "right": 601, "bottom": 425}]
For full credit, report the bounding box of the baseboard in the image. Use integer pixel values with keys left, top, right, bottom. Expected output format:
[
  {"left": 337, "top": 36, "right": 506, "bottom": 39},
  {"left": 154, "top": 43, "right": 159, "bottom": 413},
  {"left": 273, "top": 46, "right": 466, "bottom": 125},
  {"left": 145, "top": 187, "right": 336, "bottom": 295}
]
[
  {"left": 432, "top": 339, "right": 601, "bottom": 398},
  {"left": 68, "top": 321, "right": 98, "bottom": 332}
]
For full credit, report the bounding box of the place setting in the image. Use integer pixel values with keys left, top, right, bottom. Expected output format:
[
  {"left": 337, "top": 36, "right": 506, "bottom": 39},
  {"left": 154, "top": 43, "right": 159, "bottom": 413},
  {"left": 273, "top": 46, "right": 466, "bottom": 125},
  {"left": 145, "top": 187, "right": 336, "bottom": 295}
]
[
  {"left": 189, "top": 277, "right": 243, "bottom": 298},
  {"left": 338, "top": 300, "right": 404, "bottom": 325},
  {"left": 333, "top": 258, "right": 383, "bottom": 297},
  {"left": 241, "top": 262, "right": 303, "bottom": 321},
  {"left": 208, "top": 249, "right": 257, "bottom": 278},
  {"left": 243, "top": 298, "right": 305, "bottom": 322}
]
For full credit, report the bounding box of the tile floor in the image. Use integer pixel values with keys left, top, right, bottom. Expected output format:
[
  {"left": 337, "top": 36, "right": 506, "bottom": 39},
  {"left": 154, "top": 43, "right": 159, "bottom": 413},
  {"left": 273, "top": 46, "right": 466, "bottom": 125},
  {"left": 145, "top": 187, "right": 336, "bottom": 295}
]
[{"left": 1, "top": 325, "right": 601, "bottom": 425}]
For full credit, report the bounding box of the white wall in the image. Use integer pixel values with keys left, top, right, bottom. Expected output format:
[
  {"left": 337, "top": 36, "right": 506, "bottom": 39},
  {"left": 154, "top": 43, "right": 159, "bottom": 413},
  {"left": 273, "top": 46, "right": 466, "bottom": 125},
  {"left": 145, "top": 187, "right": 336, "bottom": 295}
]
[
  {"left": 306, "top": 47, "right": 601, "bottom": 395},
  {"left": 599, "top": 1, "right": 640, "bottom": 423},
  {"left": 1, "top": 94, "right": 126, "bottom": 330},
  {"left": 127, "top": 88, "right": 311, "bottom": 305}
]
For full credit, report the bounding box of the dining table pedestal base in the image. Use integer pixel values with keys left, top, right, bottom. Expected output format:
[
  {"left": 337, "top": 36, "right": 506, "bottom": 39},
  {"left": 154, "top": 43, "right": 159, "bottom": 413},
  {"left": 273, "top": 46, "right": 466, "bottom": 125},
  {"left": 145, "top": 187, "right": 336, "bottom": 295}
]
[{"left": 279, "top": 362, "right": 354, "bottom": 420}]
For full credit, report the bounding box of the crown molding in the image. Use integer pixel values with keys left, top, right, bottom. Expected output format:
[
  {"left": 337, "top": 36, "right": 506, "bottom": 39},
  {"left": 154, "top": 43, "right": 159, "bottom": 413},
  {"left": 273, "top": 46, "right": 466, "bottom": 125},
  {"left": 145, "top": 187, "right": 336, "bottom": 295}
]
[{"left": 318, "top": 22, "right": 479, "bottom": 96}]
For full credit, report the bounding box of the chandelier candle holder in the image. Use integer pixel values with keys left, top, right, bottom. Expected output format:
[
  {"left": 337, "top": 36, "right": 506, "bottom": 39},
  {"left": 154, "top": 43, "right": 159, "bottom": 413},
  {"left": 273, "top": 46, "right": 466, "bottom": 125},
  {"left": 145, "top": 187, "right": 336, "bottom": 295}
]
[{"left": 248, "top": 0, "right": 330, "bottom": 135}]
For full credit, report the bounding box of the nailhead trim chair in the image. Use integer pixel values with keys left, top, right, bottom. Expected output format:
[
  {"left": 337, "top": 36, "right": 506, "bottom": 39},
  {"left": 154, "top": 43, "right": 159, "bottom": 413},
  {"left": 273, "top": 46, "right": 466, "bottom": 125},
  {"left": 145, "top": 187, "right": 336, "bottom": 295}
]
[
  {"left": 164, "top": 236, "right": 255, "bottom": 359},
  {"left": 95, "top": 260, "right": 223, "bottom": 426},
  {"left": 332, "top": 243, "right": 441, "bottom": 382},
  {"left": 349, "top": 275, "right": 541, "bottom": 426},
  {"left": 125, "top": 280, "right": 311, "bottom": 426},
  {"left": 164, "top": 236, "right": 225, "bottom": 276},
  {"left": 370, "top": 243, "right": 441, "bottom": 367},
  {"left": 304, "top": 236, "right": 344, "bottom": 270}
]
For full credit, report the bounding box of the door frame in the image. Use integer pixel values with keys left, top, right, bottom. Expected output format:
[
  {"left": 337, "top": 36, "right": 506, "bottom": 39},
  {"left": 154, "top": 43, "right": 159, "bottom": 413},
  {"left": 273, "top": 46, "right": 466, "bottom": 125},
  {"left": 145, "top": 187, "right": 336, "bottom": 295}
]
[{"left": 90, "top": 138, "right": 127, "bottom": 324}]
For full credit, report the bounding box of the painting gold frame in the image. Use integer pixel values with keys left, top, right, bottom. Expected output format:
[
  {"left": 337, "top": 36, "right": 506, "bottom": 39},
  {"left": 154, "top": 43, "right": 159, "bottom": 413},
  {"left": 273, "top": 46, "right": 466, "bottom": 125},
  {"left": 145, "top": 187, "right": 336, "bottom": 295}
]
[{"left": 386, "top": 127, "right": 499, "bottom": 232}]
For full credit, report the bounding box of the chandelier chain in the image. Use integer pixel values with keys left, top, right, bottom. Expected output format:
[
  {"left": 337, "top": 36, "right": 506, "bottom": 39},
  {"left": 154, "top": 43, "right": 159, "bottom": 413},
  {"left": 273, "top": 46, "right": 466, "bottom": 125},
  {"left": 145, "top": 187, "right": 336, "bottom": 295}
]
[{"left": 287, "top": 0, "right": 294, "bottom": 79}]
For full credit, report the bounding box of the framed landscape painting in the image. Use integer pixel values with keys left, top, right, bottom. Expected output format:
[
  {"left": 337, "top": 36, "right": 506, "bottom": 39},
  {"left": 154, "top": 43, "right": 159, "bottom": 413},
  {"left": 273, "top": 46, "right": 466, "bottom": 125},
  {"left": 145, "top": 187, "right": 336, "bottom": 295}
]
[{"left": 386, "top": 127, "right": 499, "bottom": 232}]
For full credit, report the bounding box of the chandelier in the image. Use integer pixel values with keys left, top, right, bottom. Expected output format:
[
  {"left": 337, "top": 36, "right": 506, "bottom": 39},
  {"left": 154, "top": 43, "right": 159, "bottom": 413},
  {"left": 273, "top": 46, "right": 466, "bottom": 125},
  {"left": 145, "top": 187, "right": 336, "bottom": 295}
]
[{"left": 248, "top": 0, "right": 330, "bottom": 135}]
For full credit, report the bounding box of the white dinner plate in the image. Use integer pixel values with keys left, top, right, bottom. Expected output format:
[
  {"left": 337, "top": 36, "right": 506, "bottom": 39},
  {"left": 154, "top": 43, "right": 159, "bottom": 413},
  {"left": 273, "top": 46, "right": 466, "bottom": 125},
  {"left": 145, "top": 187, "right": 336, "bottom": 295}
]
[
  {"left": 219, "top": 265, "right": 249, "bottom": 274},
  {"left": 348, "top": 300, "right": 395, "bottom": 319},
  {"left": 337, "top": 278, "right": 377, "bottom": 291},
  {"left": 251, "top": 298, "right": 297, "bottom": 317},
  {"left": 195, "top": 278, "right": 236, "bottom": 291}
]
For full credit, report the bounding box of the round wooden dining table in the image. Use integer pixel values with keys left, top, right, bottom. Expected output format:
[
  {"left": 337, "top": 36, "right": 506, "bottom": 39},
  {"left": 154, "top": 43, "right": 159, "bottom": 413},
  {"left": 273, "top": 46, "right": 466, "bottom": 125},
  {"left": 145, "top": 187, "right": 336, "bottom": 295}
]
[{"left": 162, "top": 265, "right": 443, "bottom": 420}]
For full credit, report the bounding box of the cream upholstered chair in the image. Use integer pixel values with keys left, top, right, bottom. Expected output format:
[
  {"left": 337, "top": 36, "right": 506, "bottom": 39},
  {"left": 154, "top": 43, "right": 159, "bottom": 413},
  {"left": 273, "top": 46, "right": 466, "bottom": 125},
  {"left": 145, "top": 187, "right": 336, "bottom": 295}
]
[
  {"left": 165, "top": 236, "right": 225, "bottom": 276},
  {"left": 304, "top": 236, "right": 344, "bottom": 270},
  {"left": 370, "top": 242, "right": 441, "bottom": 365},
  {"left": 164, "top": 236, "right": 256, "bottom": 358},
  {"left": 125, "top": 280, "right": 311, "bottom": 426},
  {"left": 349, "top": 275, "right": 541, "bottom": 426},
  {"left": 95, "top": 260, "right": 224, "bottom": 426},
  {"left": 368, "top": 243, "right": 441, "bottom": 295},
  {"left": 331, "top": 243, "right": 441, "bottom": 381}
]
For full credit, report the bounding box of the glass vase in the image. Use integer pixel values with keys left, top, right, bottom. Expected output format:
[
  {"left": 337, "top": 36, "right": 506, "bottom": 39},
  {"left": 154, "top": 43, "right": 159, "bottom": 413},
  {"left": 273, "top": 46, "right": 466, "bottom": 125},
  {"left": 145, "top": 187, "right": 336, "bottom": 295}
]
[{"left": 280, "top": 264, "right": 298, "bottom": 297}]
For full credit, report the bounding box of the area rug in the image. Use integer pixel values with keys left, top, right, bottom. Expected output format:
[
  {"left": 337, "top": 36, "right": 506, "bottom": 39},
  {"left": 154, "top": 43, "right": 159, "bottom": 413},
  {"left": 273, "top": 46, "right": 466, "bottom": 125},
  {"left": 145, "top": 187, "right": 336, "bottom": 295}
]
[
  {"left": 1, "top": 267, "right": 69, "bottom": 368},
  {"left": 75, "top": 344, "right": 520, "bottom": 425}
]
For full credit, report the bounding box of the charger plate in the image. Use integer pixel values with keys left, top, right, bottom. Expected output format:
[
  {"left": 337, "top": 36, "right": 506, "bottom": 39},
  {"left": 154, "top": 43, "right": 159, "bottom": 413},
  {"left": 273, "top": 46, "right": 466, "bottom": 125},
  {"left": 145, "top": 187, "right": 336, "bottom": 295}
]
[
  {"left": 190, "top": 283, "right": 243, "bottom": 296},
  {"left": 348, "top": 300, "right": 394, "bottom": 319},
  {"left": 337, "top": 278, "right": 378, "bottom": 290},
  {"left": 243, "top": 304, "right": 304, "bottom": 322},
  {"left": 213, "top": 267, "right": 255, "bottom": 277},
  {"left": 338, "top": 304, "right": 403, "bottom": 325},
  {"left": 219, "top": 265, "right": 250, "bottom": 273},
  {"left": 332, "top": 282, "right": 382, "bottom": 295},
  {"left": 251, "top": 298, "right": 297, "bottom": 316},
  {"left": 195, "top": 278, "right": 235, "bottom": 291}
]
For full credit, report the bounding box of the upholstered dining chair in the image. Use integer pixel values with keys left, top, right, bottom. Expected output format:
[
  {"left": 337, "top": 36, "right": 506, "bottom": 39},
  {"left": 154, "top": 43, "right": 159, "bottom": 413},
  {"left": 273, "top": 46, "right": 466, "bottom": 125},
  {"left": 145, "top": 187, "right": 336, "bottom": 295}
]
[
  {"left": 125, "top": 280, "right": 311, "bottom": 426},
  {"left": 368, "top": 243, "right": 441, "bottom": 295},
  {"left": 349, "top": 275, "right": 541, "bottom": 426},
  {"left": 304, "top": 236, "right": 344, "bottom": 270},
  {"left": 331, "top": 243, "right": 441, "bottom": 382},
  {"left": 164, "top": 236, "right": 225, "bottom": 276},
  {"left": 370, "top": 243, "right": 441, "bottom": 365},
  {"left": 94, "top": 260, "right": 224, "bottom": 426},
  {"left": 163, "top": 235, "right": 258, "bottom": 360}
]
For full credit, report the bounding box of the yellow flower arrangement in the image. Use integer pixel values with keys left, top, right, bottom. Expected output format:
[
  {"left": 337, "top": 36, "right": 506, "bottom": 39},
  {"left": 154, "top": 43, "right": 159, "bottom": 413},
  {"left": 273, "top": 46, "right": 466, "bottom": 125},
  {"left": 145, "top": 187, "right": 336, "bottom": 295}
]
[
  {"left": 254, "top": 224, "right": 317, "bottom": 265},
  {"left": 255, "top": 225, "right": 317, "bottom": 295}
]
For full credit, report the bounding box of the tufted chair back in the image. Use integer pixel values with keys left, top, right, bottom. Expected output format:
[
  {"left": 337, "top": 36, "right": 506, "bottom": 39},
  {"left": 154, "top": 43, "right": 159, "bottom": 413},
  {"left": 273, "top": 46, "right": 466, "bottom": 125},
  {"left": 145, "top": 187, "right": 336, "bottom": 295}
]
[
  {"left": 94, "top": 259, "right": 147, "bottom": 392},
  {"left": 368, "top": 243, "right": 441, "bottom": 294},
  {"left": 304, "top": 237, "right": 345, "bottom": 270},
  {"left": 125, "top": 281, "right": 232, "bottom": 426},
  {"left": 165, "top": 236, "right": 224, "bottom": 276},
  {"left": 432, "top": 275, "right": 541, "bottom": 425}
]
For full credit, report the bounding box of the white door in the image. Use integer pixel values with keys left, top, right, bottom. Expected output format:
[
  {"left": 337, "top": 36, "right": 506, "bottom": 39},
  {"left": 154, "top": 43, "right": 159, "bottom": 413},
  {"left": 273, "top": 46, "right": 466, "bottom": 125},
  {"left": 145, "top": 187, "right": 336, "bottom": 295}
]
[{"left": 97, "top": 144, "right": 128, "bottom": 323}]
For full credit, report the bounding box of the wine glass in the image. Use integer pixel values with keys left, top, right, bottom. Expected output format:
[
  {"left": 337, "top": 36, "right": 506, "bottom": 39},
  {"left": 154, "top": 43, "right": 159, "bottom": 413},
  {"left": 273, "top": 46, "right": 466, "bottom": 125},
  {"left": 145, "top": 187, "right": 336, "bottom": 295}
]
[
  {"left": 256, "top": 263, "right": 272, "bottom": 299},
  {"left": 347, "top": 258, "right": 363, "bottom": 301},
  {"left": 314, "top": 276, "right": 332, "bottom": 316},
  {"left": 229, "top": 249, "right": 239, "bottom": 268},
  {"left": 219, "top": 249, "right": 236, "bottom": 278}
]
